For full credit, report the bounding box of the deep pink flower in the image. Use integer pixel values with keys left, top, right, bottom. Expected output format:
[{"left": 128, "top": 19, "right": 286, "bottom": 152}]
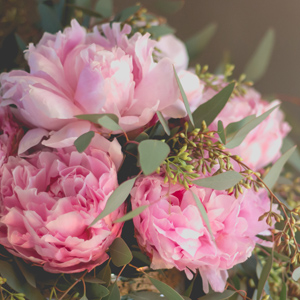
[
  {"left": 131, "top": 175, "right": 272, "bottom": 293},
  {"left": 0, "top": 20, "right": 191, "bottom": 152},
  {"left": 0, "top": 142, "right": 124, "bottom": 273}
]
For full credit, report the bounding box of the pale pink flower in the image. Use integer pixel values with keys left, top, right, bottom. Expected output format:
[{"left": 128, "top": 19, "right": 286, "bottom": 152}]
[
  {"left": 130, "top": 175, "right": 272, "bottom": 293},
  {"left": 0, "top": 20, "right": 189, "bottom": 151},
  {"left": 0, "top": 143, "right": 124, "bottom": 273},
  {"left": 189, "top": 82, "right": 291, "bottom": 170}
]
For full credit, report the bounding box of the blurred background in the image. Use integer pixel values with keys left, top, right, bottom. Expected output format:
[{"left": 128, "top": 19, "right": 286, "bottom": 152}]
[{"left": 1, "top": 0, "right": 300, "bottom": 137}]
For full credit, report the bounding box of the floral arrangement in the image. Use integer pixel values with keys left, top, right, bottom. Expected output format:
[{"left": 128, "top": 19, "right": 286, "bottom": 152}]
[{"left": 0, "top": 1, "right": 300, "bottom": 300}]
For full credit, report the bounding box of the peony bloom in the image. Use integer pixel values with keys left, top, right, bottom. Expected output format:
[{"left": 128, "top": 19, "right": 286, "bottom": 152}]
[
  {"left": 0, "top": 19, "right": 192, "bottom": 151},
  {"left": 131, "top": 175, "right": 272, "bottom": 293},
  {"left": 188, "top": 82, "right": 291, "bottom": 170},
  {"left": 0, "top": 141, "right": 124, "bottom": 273},
  {"left": 0, "top": 105, "right": 23, "bottom": 167}
]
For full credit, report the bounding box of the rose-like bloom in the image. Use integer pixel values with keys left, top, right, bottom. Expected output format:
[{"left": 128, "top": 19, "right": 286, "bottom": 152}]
[
  {"left": 0, "top": 20, "right": 193, "bottom": 151},
  {"left": 0, "top": 141, "right": 124, "bottom": 273},
  {"left": 0, "top": 105, "right": 23, "bottom": 167},
  {"left": 131, "top": 175, "right": 272, "bottom": 293},
  {"left": 188, "top": 81, "right": 291, "bottom": 170}
]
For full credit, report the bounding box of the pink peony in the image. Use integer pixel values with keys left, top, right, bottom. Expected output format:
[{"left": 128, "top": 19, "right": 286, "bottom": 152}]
[
  {"left": 0, "top": 105, "right": 23, "bottom": 167},
  {"left": 0, "top": 142, "right": 124, "bottom": 273},
  {"left": 130, "top": 175, "right": 272, "bottom": 293},
  {"left": 0, "top": 20, "right": 191, "bottom": 151},
  {"left": 189, "top": 83, "right": 291, "bottom": 170}
]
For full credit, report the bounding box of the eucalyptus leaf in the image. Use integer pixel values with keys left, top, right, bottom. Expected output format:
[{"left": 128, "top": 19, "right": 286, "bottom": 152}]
[
  {"left": 225, "top": 115, "right": 256, "bottom": 138},
  {"left": 66, "top": 4, "right": 104, "bottom": 18},
  {"left": 198, "top": 290, "right": 236, "bottom": 300},
  {"left": 263, "top": 146, "right": 296, "bottom": 190},
  {"left": 84, "top": 275, "right": 106, "bottom": 284},
  {"left": 281, "top": 137, "right": 300, "bottom": 172},
  {"left": 292, "top": 266, "right": 300, "bottom": 281},
  {"left": 218, "top": 120, "right": 226, "bottom": 144},
  {"left": 279, "top": 281, "right": 287, "bottom": 300},
  {"left": 225, "top": 105, "right": 279, "bottom": 149},
  {"left": 0, "top": 260, "right": 44, "bottom": 300},
  {"left": 53, "top": 0, "right": 65, "bottom": 20},
  {"left": 191, "top": 191, "right": 215, "bottom": 242},
  {"left": 95, "top": 0, "right": 113, "bottom": 18},
  {"left": 149, "top": 277, "right": 184, "bottom": 300},
  {"left": 146, "top": 24, "right": 175, "bottom": 39},
  {"left": 243, "top": 28, "right": 275, "bottom": 82},
  {"left": 256, "top": 252, "right": 273, "bottom": 300},
  {"left": 103, "top": 282, "right": 120, "bottom": 300},
  {"left": 86, "top": 283, "right": 109, "bottom": 299},
  {"left": 97, "top": 262, "right": 111, "bottom": 285},
  {"left": 15, "top": 258, "right": 36, "bottom": 288},
  {"left": 185, "top": 23, "right": 218, "bottom": 60},
  {"left": 76, "top": 113, "right": 119, "bottom": 124},
  {"left": 15, "top": 34, "right": 27, "bottom": 52},
  {"left": 132, "top": 251, "right": 151, "bottom": 265},
  {"left": 138, "top": 140, "right": 170, "bottom": 175},
  {"left": 126, "top": 291, "right": 166, "bottom": 300},
  {"left": 98, "top": 115, "right": 122, "bottom": 131},
  {"left": 89, "top": 177, "right": 136, "bottom": 227},
  {"left": 156, "top": 111, "right": 170, "bottom": 136},
  {"left": 113, "top": 5, "right": 140, "bottom": 22},
  {"left": 174, "top": 66, "right": 194, "bottom": 127},
  {"left": 183, "top": 273, "right": 196, "bottom": 297},
  {"left": 113, "top": 205, "right": 148, "bottom": 223},
  {"left": 193, "top": 171, "right": 243, "bottom": 190},
  {"left": 80, "top": 296, "right": 88, "bottom": 300},
  {"left": 126, "top": 132, "right": 149, "bottom": 154},
  {"left": 38, "top": 3, "right": 62, "bottom": 33},
  {"left": 74, "top": 131, "right": 95, "bottom": 153},
  {"left": 192, "top": 82, "right": 235, "bottom": 128},
  {"left": 109, "top": 237, "right": 133, "bottom": 267}
]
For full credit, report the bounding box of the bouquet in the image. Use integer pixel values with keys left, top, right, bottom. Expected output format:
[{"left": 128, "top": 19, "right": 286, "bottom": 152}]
[{"left": 0, "top": 1, "right": 299, "bottom": 299}]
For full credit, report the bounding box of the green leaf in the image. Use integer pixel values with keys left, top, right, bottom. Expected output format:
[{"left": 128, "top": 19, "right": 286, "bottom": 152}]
[
  {"left": 198, "top": 290, "right": 236, "bottom": 300},
  {"left": 97, "top": 262, "right": 111, "bottom": 285},
  {"left": 114, "top": 5, "right": 140, "bottom": 22},
  {"left": 15, "top": 34, "right": 27, "bottom": 51},
  {"left": 193, "top": 171, "right": 243, "bottom": 190},
  {"left": 98, "top": 115, "right": 122, "bottom": 131},
  {"left": 191, "top": 191, "right": 215, "bottom": 242},
  {"left": 225, "top": 115, "right": 256, "bottom": 139},
  {"left": 281, "top": 137, "right": 300, "bottom": 172},
  {"left": 89, "top": 177, "right": 137, "bottom": 227},
  {"left": 113, "top": 205, "right": 148, "bottom": 223},
  {"left": 132, "top": 251, "right": 151, "bottom": 266},
  {"left": 263, "top": 146, "right": 296, "bottom": 190},
  {"left": 146, "top": 24, "right": 175, "bottom": 39},
  {"left": 67, "top": 4, "right": 104, "bottom": 18},
  {"left": 0, "top": 260, "right": 44, "bottom": 300},
  {"left": 192, "top": 82, "right": 235, "bottom": 128},
  {"left": 38, "top": 3, "right": 62, "bottom": 33},
  {"left": 156, "top": 112, "right": 170, "bottom": 136},
  {"left": 53, "top": 0, "right": 65, "bottom": 20},
  {"left": 174, "top": 66, "right": 194, "bottom": 127},
  {"left": 279, "top": 281, "right": 287, "bottom": 300},
  {"left": 149, "top": 277, "right": 184, "bottom": 300},
  {"left": 109, "top": 238, "right": 133, "bottom": 267},
  {"left": 80, "top": 296, "right": 88, "bottom": 300},
  {"left": 103, "top": 282, "right": 120, "bottom": 300},
  {"left": 138, "top": 140, "right": 170, "bottom": 175},
  {"left": 218, "top": 120, "right": 226, "bottom": 144},
  {"left": 185, "top": 23, "right": 217, "bottom": 60},
  {"left": 256, "top": 252, "right": 273, "bottom": 300},
  {"left": 86, "top": 283, "right": 109, "bottom": 299},
  {"left": 74, "top": 131, "right": 95, "bottom": 153},
  {"left": 95, "top": 0, "right": 113, "bottom": 18},
  {"left": 183, "top": 273, "right": 196, "bottom": 297},
  {"left": 225, "top": 105, "right": 279, "bottom": 149},
  {"left": 243, "top": 28, "right": 275, "bottom": 82},
  {"left": 155, "top": 0, "right": 184, "bottom": 14},
  {"left": 14, "top": 258, "right": 36, "bottom": 288},
  {"left": 76, "top": 113, "right": 119, "bottom": 124},
  {"left": 292, "top": 266, "right": 300, "bottom": 281}
]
